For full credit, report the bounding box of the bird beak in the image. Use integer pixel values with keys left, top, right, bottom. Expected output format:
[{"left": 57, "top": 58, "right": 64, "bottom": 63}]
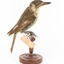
[{"left": 43, "top": 2, "right": 51, "bottom": 5}]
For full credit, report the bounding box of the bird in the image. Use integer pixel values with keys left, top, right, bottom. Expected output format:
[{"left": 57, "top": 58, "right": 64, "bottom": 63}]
[{"left": 7, "top": 0, "right": 51, "bottom": 53}]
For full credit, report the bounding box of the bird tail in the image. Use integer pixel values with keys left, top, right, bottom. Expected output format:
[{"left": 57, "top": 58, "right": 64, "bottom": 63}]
[
  {"left": 10, "top": 33, "right": 17, "bottom": 53},
  {"left": 7, "top": 29, "right": 14, "bottom": 36}
]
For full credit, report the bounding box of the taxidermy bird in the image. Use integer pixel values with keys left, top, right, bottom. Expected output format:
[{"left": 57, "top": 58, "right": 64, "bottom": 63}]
[{"left": 7, "top": 0, "right": 51, "bottom": 53}]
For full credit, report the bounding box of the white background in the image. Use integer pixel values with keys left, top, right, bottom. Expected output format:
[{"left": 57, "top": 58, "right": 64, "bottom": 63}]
[{"left": 0, "top": 0, "right": 63, "bottom": 64}]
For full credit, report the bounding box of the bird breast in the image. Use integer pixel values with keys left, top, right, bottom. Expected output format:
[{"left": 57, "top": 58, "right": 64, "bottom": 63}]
[{"left": 33, "top": 9, "right": 39, "bottom": 25}]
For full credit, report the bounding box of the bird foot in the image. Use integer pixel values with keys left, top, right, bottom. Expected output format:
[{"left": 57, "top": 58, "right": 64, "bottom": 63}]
[{"left": 24, "top": 31, "right": 37, "bottom": 40}]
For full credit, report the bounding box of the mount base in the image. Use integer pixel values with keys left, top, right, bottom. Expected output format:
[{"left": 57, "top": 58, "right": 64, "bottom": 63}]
[{"left": 19, "top": 53, "right": 43, "bottom": 64}]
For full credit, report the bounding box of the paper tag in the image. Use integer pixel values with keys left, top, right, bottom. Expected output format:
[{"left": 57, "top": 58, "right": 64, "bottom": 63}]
[{"left": 21, "top": 35, "right": 35, "bottom": 48}]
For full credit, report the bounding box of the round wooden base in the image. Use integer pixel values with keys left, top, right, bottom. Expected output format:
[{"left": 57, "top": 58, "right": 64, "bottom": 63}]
[{"left": 19, "top": 53, "right": 43, "bottom": 64}]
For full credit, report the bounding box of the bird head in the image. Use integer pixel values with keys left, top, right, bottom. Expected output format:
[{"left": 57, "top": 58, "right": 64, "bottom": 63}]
[{"left": 30, "top": 0, "right": 51, "bottom": 8}]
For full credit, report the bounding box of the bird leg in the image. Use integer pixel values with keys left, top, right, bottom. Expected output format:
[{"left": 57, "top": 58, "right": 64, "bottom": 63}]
[{"left": 24, "top": 31, "right": 37, "bottom": 38}]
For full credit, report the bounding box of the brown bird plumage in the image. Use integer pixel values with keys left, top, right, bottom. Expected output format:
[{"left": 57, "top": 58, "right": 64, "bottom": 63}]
[
  {"left": 8, "top": 0, "right": 51, "bottom": 53},
  {"left": 8, "top": 7, "right": 36, "bottom": 36}
]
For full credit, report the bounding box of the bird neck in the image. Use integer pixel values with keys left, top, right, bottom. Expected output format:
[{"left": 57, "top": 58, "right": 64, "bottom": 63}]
[{"left": 29, "top": 5, "right": 38, "bottom": 12}]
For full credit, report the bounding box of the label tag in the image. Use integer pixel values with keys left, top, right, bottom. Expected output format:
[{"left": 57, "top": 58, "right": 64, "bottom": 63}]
[{"left": 21, "top": 35, "right": 35, "bottom": 48}]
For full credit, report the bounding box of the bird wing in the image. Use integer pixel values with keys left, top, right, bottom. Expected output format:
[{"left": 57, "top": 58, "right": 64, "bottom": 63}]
[{"left": 8, "top": 7, "right": 36, "bottom": 36}]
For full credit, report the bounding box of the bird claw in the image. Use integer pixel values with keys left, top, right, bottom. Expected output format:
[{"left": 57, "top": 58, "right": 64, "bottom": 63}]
[{"left": 24, "top": 31, "right": 37, "bottom": 38}]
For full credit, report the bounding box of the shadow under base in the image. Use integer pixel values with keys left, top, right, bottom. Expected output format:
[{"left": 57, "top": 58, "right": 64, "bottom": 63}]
[{"left": 19, "top": 53, "right": 43, "bottom": 64}]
